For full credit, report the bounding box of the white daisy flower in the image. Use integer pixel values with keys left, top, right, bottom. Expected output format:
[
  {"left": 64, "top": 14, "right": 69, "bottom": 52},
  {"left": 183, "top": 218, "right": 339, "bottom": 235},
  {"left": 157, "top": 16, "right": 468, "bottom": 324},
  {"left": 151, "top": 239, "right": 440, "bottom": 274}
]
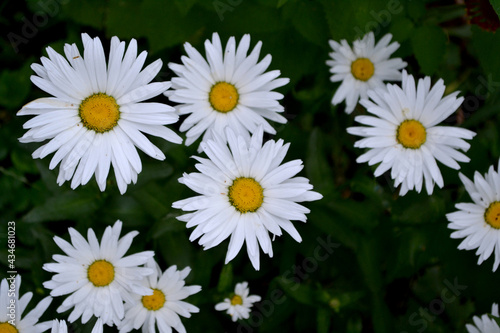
[
  {"left": 172, "top": 126, "right": 322, "bottom": 270},
  {"left": 50, "top": 319, "right": 103, "bottom": 333},
  {"left": 447, "top": 161, "right": 500, "bottom": 271},
  {"left": 347, "top": 70, "right": 476, "bottom": 195},
  {"left": 327, "top": 31, "right": 407, "bottom": 114},
  {"left": 18, "top": 33, "right": 182, "bottom": 194},
  {"left": 167, "top": 32, "right": 289, "bottom": 149},
  {"left": 0, "top": 275, "right": 52, "bottom": 332},
  {"left": 466, "top": 303, "right": 500, "bottom": 333},
  {"left": 119, "top": 258, "right": 201, "bottom": 333},
  {"left": 43, "top": 220, "right": 155, "bottom": 327},
  {"left": 215, "top": 281, "right": 261, "bottom": 322}
]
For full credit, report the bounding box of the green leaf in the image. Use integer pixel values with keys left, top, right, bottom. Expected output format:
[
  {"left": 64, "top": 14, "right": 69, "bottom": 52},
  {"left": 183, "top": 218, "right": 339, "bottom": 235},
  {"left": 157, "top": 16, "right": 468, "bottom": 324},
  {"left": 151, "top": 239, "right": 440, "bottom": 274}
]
[
  {"left": 60, "top": 0, "right": 106, "bottom": 29},
  {"left": 489, "top": 0, "right": 500, "bottom": 20},
  {"left": 0, "top": 62, "right": 32, "bottom": 109},
  {"left": 316, "top": 307, "right": 331, "bottom": 333},
  {"left": 217, "top": 263, "right": 233, "bottom": 292},
  {"left": 389, "top": 17, "right": 414, "bottom": 42},
  {"left": 23, "top": 191, "right": 101, "bottom": 223},
  {"left": 471, "top": 25, "right": 500, "bottom": 83},
  {"left": 411, "top": 25, "right": 447, "bottom": 75},
  {"left": 406, "top": 0, "right": 426, "bottom": 22},
  {"left": 283, "top": 1, "right": 329, "bottom": 47}
]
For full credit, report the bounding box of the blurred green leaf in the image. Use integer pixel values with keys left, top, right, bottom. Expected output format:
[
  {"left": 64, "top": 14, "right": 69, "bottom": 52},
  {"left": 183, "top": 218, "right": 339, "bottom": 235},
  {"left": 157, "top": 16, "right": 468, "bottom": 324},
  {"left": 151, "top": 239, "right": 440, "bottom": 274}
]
[
  {"left": 389, "top": 17, "right": 414, "bottom": 42},
  {"left": 0, "top": 62, "right": 32, "bottom": 109},
  {"left": 489, "top": 0, "right": 500, "bottom": 20},
  {"left": 411, "top": 25, "right": 447, "bottom": 75},
  {"left": 23, "top": 191, "right": 101, "bottom": 223},
  {"left": 217, "top": 263, "right": 233, "bottom": 292}
]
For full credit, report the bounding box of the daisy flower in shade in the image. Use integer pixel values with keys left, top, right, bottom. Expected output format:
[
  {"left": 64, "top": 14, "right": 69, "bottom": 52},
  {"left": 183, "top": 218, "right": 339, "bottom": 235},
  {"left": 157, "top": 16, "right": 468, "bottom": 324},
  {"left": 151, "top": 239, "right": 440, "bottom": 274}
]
[
  {"left": 215, "top": 282, "right": 261, "bottom": 322},
  {"left": 0, "top": 275, "right": 52, "bottom": 332},
  {"left": 446, "top": 161, "right": 500, "bottom": 271},
  {"left": 50, "top": 319, "right": 103, "bottom": 333},
  {"left": 347, "top": 70, "right": 476, "bottom": 195},
  {"left": 326, "top": 31, "right": 407, "bottom": 114},
  {"left": 119, "top": 258, "right": 201, "bottom": 333},
  {"left": 466, "top": 303, "right": 500, "bottom": 333},
  {"left": 17, "top": 33, "right": 181, "bottom": 194},
  {"left": 43, "top": 220, "right": 155, "bottom": 327},
  {"left": 172, "top": 126, "right": 322, "bottom": 270},
  {"left": 167, "top": 32, "right": 289, "bottom": 149}
]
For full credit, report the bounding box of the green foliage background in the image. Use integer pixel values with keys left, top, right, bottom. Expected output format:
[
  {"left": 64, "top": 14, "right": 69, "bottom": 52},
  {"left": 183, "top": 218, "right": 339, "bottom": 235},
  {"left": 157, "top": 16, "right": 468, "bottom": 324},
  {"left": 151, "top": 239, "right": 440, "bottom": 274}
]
[{"left": 1, "top": 0, "right": 500, "bottom": 332}]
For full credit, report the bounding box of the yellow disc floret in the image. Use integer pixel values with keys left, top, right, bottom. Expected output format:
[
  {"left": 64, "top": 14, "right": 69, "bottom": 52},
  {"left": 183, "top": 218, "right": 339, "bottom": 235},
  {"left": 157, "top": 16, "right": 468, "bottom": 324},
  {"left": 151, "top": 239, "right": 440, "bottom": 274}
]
[
  {"left": 485, "top": 201, "right": 500, "bottom": 229},
  {"left": 79, "top": 93, "right": 120, "bottom": 133},
  {"left": 142, "top": 289, "right": 166, "bottom": 311},
  {"left": 230, "top": 295, "right": 243, "bottom": 306},
  {"left": 0, "top": 323, "right": 18, "bottom": 333},
  {"left": 228, "top": 177, "right": 264, "bottom": 213},
  {"left": 209, "top": 82, "right": 239, "bottom": 113},
  {"left": 351, "top": 58, "right": 375, "bottom": 81},
  {"left": 396, "top": 119, "right": 427, "bottom": 149},
  {"left": 87, "top": 260, "right": 115, "bottom": 287}
]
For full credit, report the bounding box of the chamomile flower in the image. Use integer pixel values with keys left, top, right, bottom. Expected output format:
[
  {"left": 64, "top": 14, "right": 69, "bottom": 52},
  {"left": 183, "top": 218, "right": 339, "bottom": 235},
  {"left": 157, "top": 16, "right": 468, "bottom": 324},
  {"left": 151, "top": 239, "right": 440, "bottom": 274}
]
[
  {"left": 119, "top": 258, "right": 201, "bottom": 333},
  {"left": 49, "top": 319, "right": 103, "bottom": 333},
  {"left": 446, "top": 161, "right": 500, "bottom": 271},
  {"left": 327, "top": 31, "right": 407, "bottom": 114},
  {"left": 18, "top": 33, "right": 181, "bottom": 194},
  {"left": 43, "top": 220, "right": 155, "bottom": 327},
  {"left": 172, "top": 126, "right": 322, "bottom": 270},
  {"left": 167, "top": 32, "right": 289, "bottom": 148},
  {"left": 215, "top": 282, "right": 261, "bottom": 322},
  {"left": 466, "top": 303, "right": 500, "bottom": 333},
  {"left": 347, "top": 70, "right": 476, "bottom": 195},
  {"left": 0, "top": 275, "right": 52, "bottom": 332}
]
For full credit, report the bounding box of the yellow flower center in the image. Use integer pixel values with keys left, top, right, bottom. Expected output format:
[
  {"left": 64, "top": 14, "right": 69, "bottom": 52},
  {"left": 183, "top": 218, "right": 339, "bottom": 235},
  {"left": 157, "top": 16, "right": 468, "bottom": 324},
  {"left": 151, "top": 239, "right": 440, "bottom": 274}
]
[
  {"left": 230, "top": 295, "right": 243, "bottom": 306},
  {"left": 0, "top": 322, "right": 18, "bottom": 333},
  {"left": 209, "top": 82, "right": 239, "bottom": 113},
  {"left": 351, "top": 58, "right": 375, "bottom": 81},
  {"left": 485, "top": 202, "right": 500, "bottom": 229},
  {"left": 87, "top": 260, "right": 115, "bottom": 287},
  {"left": 79, "top": 93, "right": 120, "bottom": 133},
  {"left": 396, "top": 119, "right": 427, "bottom": 149},
  {"left": 228, "top": 177, "right": 264, "bottom": 213},
  {"left": 142, "top": 289, "right": 166, "bottom": 311}
]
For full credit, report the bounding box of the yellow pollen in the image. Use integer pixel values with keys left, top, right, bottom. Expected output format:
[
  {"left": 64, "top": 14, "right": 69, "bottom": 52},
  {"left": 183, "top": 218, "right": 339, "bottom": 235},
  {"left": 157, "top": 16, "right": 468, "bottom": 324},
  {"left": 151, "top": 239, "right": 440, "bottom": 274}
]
[
  {"left": 351, "top": 58, "right": 375, "bottom": 81},
  {"left": 228, "top": 177, "right": 264, "bottom": 213},
  {"left": 142, "top": 289, "right": 166, "bottom": 311},
  {"left": 485, "top": 202, "right": 500, "bottom": 229},
  {"left": 396, "top": 119, "right": 427, "bottom": 149},
  {"left": 87, "top": 260, "right": 115, "bottom": 287},
  {"left": 209, "top": 82, "right": 239, "bottom": 113},
  {"left": 79, "top": 93, "right": 120, "bottom": 133},
  {"left": 231, "top": 295, "right": 243, "bottom": 306},
  {"left": 0, "top": 322, "right": 18, "bottom": 333}
]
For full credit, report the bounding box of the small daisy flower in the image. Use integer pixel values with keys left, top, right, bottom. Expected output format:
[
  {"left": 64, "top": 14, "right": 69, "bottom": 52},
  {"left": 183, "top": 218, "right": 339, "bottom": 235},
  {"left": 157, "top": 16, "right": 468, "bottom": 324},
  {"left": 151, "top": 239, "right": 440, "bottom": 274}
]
[
  {"left": 326, "top": 31, "right": 407, "bottom": 114},
  {"left": 167, "top": 32, "right": 289, "bottom": 148},
  {"left": 43, "top": 220, "right": 155, "bottom": 327},
  {"left": 119, "top": 258, "right": 201, "bottom": 333},
  {"left": 172, "top": 126, "right": 322, "bottom": 270},
  {"left": 215, "top": 282, "right": 261, "bottom": 322},
  {"left": 466, "top": 303, "right": 500, "bottom": 333},
  {"left": 447, "top": 161, "right": 500, "bottom": 271},
  {"left": 18, "top": 33, "right": 181, "bottom": 194},
  {"left": 0, "top": 275, "right": 52, "bottom": 332},
  {"left": 50, "top": 319, "right": 103, "bottom": 333},
  {"left": 347, "top": 70, "right": 476, "bottom": 195}
]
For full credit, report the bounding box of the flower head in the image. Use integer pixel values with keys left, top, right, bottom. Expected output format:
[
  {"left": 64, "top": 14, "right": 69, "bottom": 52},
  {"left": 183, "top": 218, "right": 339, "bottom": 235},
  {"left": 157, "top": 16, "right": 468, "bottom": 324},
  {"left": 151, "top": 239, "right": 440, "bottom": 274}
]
[
  {"left": 172, "top": 126, "right": 322, "bottom": 270},
  {"left": 43, "top": 220, "right": 155, "bottom": 327},
  {"left": 327, "top": 32, "right": 407, "bottom": 114},
  {"left": 347, "top": 70, "right": 476, "bottom": 195},
  {"left": 119, "top": 259, "right": 201, "bottom": 333},
  {"left": 0, "top": 275, "right": 52, "bottom": 333},
  {"left": 215, "top": 282, "right": 261, "bottom": 322},
  {"left": 466, "top": 303, "right": 500, "bottom": 333},
  {"left": 168, "top": 32, "right": 289, "bottom": 149},
  {"left": 447, "top": 161, "right": 500, "bottom": 271},
  {"left": 18, "top": 33, "right": 181, "bottom": 194}
]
